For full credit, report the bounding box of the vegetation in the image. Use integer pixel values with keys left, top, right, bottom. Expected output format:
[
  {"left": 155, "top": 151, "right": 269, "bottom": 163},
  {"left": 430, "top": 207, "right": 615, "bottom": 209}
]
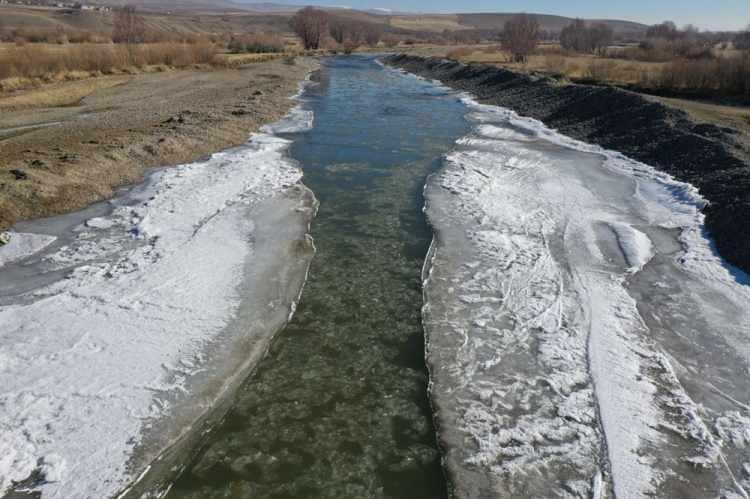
[
  {"left": 290, "top": 6, "right": 328, "bottom": 50},
  {"left": 0, "top": 43, "right": 219, "bottom": 81},
  {"left": 112, "top": 6, "right": 146, "bottom": 45},
  {"left": 736, "top": 29, "right": 750, "bottom": 51},
  {"left": 1, "top": 1, "right": 748, "bottom": 100},
  {"left": 227, "top": 33, "right": 285, "bottom": 54},
  {"left": 501, "top": 14, "right": 539, "bottom": 63},
  {"left": 560, "top": 19, "right": 613, "bottom": 55}
]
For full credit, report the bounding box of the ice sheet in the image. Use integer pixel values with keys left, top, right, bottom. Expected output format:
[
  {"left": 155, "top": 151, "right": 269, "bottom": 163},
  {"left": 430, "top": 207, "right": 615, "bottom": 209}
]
[
  {"left": 422, "top": 92, "right": 750, "bottom": 497},
  {"left": 0, "top": 104, "right": 315, "bottom": 497},
  {"left": 0, "top": 232, "right": 57, "bottom": 267}
]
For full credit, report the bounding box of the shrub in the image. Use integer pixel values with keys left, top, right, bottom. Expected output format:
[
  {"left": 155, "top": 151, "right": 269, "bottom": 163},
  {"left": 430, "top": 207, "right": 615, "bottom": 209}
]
[
  {"left": 0, "top": 42, "right": 219, "bottom": 81},
  {"left": 735, "top": 30, "right": 750, "bottom": 51},
  {"left": 342, "top": 40, "right": 359, "bottom": 54},
  {"left": 585, "top": 59, "right": 617, "bottom": 81},
  {"left": 382, "top": 35, "right": 399, "bottom": 48},
  {"left": 645, "top": 54, "right": 750, "bottom": 97},
  {"left": 228, "top": 33, "right": 285, "bottom": 53},
  {"left": 446, "top": 47, "right": 472, "bottom": 60},
  {"left": 544, "top": 54, "right": 568, "bottom": 75}
]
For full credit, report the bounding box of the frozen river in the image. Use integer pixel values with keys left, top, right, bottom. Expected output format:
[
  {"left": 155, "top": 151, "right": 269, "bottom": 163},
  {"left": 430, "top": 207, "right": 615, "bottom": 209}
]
[
  {"left": 422, "top": 95, "right": 750, "bottom": 497},
  {"left": 1, "top": 56, "right": 749, "bottom": 498}
]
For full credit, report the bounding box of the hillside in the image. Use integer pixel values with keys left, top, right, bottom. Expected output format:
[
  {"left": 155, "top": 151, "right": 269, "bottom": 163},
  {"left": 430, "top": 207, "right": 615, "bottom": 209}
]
[
  {"left": 457, "top": 13, "right": 647, "bottom": 34},
  {"left": 0, "top": 3, "right": 649, "bottom": 41}
]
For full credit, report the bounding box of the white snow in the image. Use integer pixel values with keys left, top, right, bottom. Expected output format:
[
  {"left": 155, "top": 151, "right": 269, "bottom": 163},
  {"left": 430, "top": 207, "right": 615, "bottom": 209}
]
[
  {"left": 607, "top": 222, "right": 654, "bottom": 273},
  {"left": 422, "top": 91, "right": 750, "bottom": 497},
  {"left": 0, "top": 232, "right": 57, "bottom": 267},
  {"left": 0, "top": 102, "right": 314, "bottom": 496}
]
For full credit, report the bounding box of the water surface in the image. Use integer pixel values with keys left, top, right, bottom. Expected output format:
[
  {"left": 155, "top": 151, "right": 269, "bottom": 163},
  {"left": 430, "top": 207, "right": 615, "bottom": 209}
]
[{"left": 167, "top": 56, "right": 472, "bottom": 498}]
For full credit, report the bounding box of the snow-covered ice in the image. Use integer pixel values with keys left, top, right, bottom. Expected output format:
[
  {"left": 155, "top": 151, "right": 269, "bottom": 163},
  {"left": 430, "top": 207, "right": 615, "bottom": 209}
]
[
  {"left": 0, "top": 232, "right": 56, "bottom": 267},
  {"left": 422, "top": 93, "right": 750, "bottom": 497},
  {"left": 0, "top": 106, "right": 316, "bottom": 496}
]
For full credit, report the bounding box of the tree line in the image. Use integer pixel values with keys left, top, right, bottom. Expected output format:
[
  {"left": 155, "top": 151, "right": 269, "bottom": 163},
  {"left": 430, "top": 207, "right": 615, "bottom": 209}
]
[{"left": 290, "top": 7, "right": 384, "bottom": 51}]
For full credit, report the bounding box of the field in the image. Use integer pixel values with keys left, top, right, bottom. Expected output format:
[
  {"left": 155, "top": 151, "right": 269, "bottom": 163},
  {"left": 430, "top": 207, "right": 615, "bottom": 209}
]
[
  {"left": 408, "top": 42, "right": 749, "bottom": 100},
  {"left": 1, "top": 4, "right": 747, "bottom": 122}
]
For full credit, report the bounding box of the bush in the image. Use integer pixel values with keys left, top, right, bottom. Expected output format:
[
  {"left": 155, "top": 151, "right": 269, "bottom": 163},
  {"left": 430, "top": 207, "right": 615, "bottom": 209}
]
[
  {"left": 544, "top": 54, "right": 568, "bottom": 75},
  {"left": 585, "top": 59, "right": 617, "bottom": 81},
  {"left": 446, "top": 47, "right": 472, "bottom": 60},
  {"left": 227, "top": 33, "right": 285, "bottom": 54},
  {"left": 735, "top": 31, "right": 750, "bottom": 51},
  {"left": 382, "top": 35, "right": 399, "bottom": 48},
  {"left": 645, "top": 54, "right": 750, "bottom": 97},
  {"left": 0, "top": 43, "right": 219, "bottom": 81}
]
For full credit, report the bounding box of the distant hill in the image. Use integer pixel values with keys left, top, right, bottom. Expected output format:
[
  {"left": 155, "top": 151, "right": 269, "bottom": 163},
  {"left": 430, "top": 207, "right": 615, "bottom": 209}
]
[
  {"left": 0, "top": 2, "right": 650, "bottom": 39},
  {"left": 228, "top": 1, "right": 300, "bottom": 13},
  {"left": 85, "top": 0, "right": 650, "bottom": 35},
  {"left": 457, "top": 13, "right": 647, "bottom": 34}
]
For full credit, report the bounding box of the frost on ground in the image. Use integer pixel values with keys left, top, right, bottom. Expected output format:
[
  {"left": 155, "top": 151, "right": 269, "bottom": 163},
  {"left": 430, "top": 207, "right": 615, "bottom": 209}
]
[
  {"left": 422, "top": 95, "right": 750, "bottom": 497},
  {"left": 0, "top": 110, "right": 316, "bottom": 497}
]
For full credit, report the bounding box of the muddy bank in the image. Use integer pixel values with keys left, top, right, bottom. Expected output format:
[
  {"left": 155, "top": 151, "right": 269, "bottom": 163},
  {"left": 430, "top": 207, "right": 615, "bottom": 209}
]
[
  {"left": 384, "top": 54, "right": 750, "bottom": 274},
  {"left": 0, "top": 57, "right": 317, "bottom": 234}
]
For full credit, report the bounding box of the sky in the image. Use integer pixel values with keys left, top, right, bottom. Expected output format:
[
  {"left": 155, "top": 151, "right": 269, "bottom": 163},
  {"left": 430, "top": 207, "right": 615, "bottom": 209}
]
[{"left": 274, "top": 0, "right": 750, "bottom": 31}]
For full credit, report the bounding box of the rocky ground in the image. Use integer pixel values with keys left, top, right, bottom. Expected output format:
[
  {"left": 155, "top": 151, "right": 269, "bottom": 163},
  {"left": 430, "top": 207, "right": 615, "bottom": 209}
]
[
  {"left": 0, "top": 57, "right": 317, "bottom": 233},
  {"left": 385, "top": 54, "right": 750, "bottom": 274}
]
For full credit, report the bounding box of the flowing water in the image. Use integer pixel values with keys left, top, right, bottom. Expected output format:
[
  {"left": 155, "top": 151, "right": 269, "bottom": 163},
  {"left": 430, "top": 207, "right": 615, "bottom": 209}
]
[
  {"left": 165, "top": 56, "right": 471, "bottom": 498},
  {"left": 3, "top": 55, "right": 749, "bottom": 499}
]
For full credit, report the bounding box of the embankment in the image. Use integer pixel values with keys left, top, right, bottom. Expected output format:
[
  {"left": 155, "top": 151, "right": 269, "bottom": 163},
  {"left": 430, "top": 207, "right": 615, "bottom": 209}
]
[
  {"left": 0, "top": 57, "right": 317, "bottom": 235},
  {"left": 384, "top": 54, "right": 750, "bottom": 274}
]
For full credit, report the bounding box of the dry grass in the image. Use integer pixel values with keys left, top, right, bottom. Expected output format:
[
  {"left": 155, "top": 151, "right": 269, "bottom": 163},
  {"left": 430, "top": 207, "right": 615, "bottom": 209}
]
[
  {"left": 446, "top": 47, "right": 474, "bottom": 60},
  {"left": 649, "top": 94, "right": 750, "bottom": 139},
  {"left": 0, "top": 75, "right": 130, "bottom": 109},
  {"left": 389, "top": 15, "right": 464, "bottom": 32},
  {"left": 214, "top": 52, "right": 287, "bottom": 67},
  {"left": 227, "top": 33, "right": 285, "bottom": 54},
  {"left": 0, "top": 42, "right": 295, "bottom": 97},
  {"left": 427, "top": 44, "right": 666, "bottom": 86},
  {"left": 416, "top": 42, "right": 750, "bottom": 99},
  {"left": 0, "top": 42, "right": 219, "bottom": 82}
]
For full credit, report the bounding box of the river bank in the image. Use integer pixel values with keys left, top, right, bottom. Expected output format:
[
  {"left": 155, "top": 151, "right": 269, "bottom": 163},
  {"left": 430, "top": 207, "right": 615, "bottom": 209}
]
[
  {"left": 384, "top": 54, "right": 750, "bottom": 275},
  {"left": 0, "top": 66, "right": 318, "bottom": 498},
  {"left": 0, "top": 57, "right": 317, "bottom": 235}
]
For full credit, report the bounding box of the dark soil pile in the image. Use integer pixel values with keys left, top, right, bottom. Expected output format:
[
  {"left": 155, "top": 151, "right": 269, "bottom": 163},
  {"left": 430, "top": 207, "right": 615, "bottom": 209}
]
[{"left": 385, "top": 54, "right": 750, "bottom": 275}]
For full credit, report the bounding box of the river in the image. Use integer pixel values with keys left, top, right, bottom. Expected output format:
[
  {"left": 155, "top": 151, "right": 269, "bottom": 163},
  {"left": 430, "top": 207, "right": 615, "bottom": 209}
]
[{"left": 1, "top": 56, "right": 749, "bottom": 499}]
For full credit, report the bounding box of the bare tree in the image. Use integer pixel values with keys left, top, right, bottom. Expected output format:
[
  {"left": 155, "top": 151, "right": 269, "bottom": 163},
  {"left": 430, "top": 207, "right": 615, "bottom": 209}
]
[
  {"left": 383, "top": 35, "right": 399, "bottom": 48},
  {"left": 290, "top": 7, "right": 329, "bottom": 50},
  {"left": 502, "top": 14, "right": 539, "bottom": 63},
  {"left": 329, "top": 17, "right": 348, "bottom": 44},
  {"left": 112, "top": 5, "right": 145, "bottom": 44},
  {"left": 560, "top": 19, "right": 612, "bottom": 55},
  {"left": 560, "top": 19, "right": 590, "bottom": 52},
  {"left": 363, "top": 22, "right": 383, "bottom": 47},
  {"left": 647, "top": 21, "right": 678, "bottom": 40},
  {"left": 444, "top": 28, "right": 482, "bottom": 45},
  {"left": 589, "top": 23, "right": 613, "bottom": 55},
  {"left": 736, "top": 28, "right": 750, "bottom": 51}
]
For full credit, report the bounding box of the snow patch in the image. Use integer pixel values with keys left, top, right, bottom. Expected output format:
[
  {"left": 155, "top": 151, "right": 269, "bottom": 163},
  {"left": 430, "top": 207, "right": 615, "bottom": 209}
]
[
  {"left": 0, "top": 232, "right": 57, "bottom": 267},
  {"left": 0, "top": 101, "right": 314, "bottom": 497}
]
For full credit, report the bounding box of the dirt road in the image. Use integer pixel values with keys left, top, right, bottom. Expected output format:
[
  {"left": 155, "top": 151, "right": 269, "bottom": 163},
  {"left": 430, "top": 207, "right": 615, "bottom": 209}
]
[{"left": 0, "top": 57, "right": 317, "bottom": 232}]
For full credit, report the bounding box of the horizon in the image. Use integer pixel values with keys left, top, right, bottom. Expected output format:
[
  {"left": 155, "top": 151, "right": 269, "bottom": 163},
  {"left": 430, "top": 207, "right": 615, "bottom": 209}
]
[{"left": 249, "top": 0, "right": 750, "bottom": 31}]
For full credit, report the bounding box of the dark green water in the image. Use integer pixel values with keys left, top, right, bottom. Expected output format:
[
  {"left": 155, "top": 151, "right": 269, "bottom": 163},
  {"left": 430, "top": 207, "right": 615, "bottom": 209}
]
[{"left": 167, "top": 56, "right": 471, "bottom": 498}]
